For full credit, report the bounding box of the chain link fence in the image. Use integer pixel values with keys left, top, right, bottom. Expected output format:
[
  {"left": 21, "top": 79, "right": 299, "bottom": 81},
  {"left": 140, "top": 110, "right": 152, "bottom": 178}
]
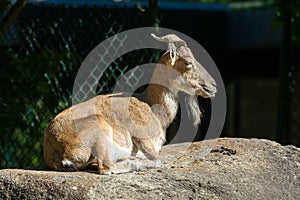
[
  {"left": 0, "top": 0, "right": 160, "bottom": 168},
  {"left": 1, "top": 0, "right": 300, "bottom": 169}
]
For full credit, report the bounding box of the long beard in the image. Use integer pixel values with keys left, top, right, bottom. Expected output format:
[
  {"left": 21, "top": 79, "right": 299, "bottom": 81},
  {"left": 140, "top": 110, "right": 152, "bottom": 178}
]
[{"left": 185, "top": 95, "right": 202, "bottom": 126}]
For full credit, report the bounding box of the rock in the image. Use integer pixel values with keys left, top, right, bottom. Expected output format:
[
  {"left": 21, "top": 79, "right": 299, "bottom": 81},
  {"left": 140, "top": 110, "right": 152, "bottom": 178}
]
[{"left": 0, "top": 138, "right": 299, "bottom": 200}]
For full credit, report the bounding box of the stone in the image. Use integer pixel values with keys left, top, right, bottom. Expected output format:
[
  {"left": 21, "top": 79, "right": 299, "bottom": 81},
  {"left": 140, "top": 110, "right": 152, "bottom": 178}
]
[{"left": 0, "top": 138, "right": 299, "bottom": 199}]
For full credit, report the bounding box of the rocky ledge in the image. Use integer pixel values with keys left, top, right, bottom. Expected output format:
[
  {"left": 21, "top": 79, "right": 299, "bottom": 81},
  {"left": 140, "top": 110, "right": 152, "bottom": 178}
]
[{"left": 0, "top": 138, "right": 299, "bottom": 200}]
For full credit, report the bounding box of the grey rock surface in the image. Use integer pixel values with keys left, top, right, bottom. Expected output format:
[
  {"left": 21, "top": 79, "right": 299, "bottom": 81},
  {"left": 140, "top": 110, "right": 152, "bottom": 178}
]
[{"left": 0, "top": 138, "right": 299, "bottom": 200}]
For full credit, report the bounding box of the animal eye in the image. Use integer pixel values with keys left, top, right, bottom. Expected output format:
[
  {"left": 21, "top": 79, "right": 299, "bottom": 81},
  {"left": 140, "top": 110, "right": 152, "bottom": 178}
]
[{"left": 185, "top": 61, "right": 192, "bottom": 68}]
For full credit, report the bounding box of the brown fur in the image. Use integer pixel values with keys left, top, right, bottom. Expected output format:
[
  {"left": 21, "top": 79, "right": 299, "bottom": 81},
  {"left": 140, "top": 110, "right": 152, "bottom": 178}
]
[{"left": 43, "top": 34, "right": 217, "bottom": 174}]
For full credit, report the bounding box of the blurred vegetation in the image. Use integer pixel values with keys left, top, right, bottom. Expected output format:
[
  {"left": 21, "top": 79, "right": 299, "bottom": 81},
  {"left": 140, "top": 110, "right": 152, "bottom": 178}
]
[
  {"left": 0, "top": 2, "right": 87, "bottom": 169},
  {"left": 0, "top": 47, "right": 79, "bottom": 167},
  {"left": 0, "top": 0, "right": 158, "bottom": 168},
  {"left": 274, "top": 0, "right": 300, "bottom": 43},
  {"left": 0, "top": 0, "right": 10, "bottom": 12},
  {"left": 0, "top": 0, "right": 299, "bottom": 168}
]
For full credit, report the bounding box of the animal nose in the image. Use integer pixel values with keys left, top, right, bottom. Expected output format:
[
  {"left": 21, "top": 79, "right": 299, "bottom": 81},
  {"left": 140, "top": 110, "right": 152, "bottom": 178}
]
[
  {"left": 212, "top": 81, "right": 217, "bottom": 88},
  {"left": 202, "top": 86, "right": 211, "bottom": 94},
  {"left": 201, "top": 83, "right": 216, "bottom": 93}
]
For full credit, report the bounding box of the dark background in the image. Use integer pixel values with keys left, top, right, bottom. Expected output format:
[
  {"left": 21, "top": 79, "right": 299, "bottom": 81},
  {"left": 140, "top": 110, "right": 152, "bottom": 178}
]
[{"left": 0, "top": 0, "right": 299, "bottom": 168}]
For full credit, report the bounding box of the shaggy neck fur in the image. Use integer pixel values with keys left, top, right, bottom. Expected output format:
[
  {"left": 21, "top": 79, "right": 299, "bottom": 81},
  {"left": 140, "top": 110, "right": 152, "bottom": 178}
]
[{"left": 142, "top": 83, "right": 178, "bottom": 130}]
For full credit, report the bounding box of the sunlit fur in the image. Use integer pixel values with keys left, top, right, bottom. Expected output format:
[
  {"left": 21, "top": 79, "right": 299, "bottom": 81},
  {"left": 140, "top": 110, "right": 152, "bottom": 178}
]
[{"left": 43, "top": 34, "right": 217, "bottom": 175}]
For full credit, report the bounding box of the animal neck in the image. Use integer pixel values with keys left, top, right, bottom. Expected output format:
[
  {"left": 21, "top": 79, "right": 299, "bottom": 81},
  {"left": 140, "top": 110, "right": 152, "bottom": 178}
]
[{"left": 142, "top": 83, "right": 178, "bottom": 130}]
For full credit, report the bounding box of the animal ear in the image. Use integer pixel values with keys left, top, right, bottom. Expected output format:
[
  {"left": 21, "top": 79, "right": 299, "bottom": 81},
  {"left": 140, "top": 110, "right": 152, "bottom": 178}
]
[
  {"left": 169, "top": 42, "right": 176, "bottom": 66},
  {"left": 151, "top": 33, "right": 187, "bottom": 66}
]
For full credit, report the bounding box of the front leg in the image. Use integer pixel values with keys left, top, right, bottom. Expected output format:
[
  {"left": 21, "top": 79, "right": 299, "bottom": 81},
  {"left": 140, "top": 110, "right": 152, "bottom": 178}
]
[
  {"left": 131, "top": 143, "right": 139, "bottom": 157},
  {"left": 134, "top": 137, "right": 160, "bottom": 161},
  {"left": 97, "top": 159, "right": 111, "bottom": 175}
]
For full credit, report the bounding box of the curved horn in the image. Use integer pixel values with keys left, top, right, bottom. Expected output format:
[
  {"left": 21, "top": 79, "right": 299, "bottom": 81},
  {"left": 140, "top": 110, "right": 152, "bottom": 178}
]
[{"left": 151, "top": 33, "right": 187, "bottom": 48}]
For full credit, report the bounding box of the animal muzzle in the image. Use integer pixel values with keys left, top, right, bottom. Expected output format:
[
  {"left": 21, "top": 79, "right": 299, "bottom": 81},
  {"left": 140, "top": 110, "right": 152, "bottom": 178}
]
[{"left": 199, "top": 84, "right": 217, "bottom": 98}]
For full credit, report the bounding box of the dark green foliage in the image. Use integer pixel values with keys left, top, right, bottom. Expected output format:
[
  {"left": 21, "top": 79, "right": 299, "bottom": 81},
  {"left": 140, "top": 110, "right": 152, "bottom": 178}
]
[
  {"left": 0, "top": 47, "right": 78, "bottom": 167},
  {"left": 1, "top": 0, "right": 298, "bottom": 168},
  {"left": 0, "top": 3, "right": 158, "bottom": 168},
  {"left": 0, "top": 0, "right": 10, "bottom": 14},
  {"left": 274, "top": 0, "right": 300, "bottom": 43}
]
